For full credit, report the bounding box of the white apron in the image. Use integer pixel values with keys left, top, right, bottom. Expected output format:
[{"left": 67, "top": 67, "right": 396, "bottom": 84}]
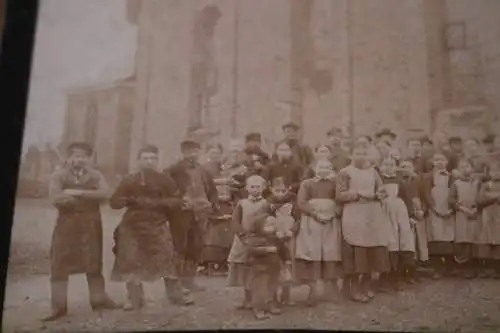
[
  {"left": 382, "top": 183, "right": 415, "bottom": 252},
  {"left": 454, "top": 179, "right": 480, "bottom": 243},
  {"left": 295, "top": 198, "right": 341, "bottom": 262},
  {"left": 341, "top": 166, "right": 392, "bottom": 247},
  {"left": 227, "top": 199, "right": 268, "bottom": 264},
  {"left": 426, "top": 173, "right": 455, "bottom": 242}
]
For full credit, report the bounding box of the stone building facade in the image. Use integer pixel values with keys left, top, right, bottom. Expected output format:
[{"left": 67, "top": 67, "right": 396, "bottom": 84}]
[
  {"left": 124, "top": 0, "right": 500, "bottom": 168},
  {"left": 63, "top": 78, "right": 135, "bottom": 182}
]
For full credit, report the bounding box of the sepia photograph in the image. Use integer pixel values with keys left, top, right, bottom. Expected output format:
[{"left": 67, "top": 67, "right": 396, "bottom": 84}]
[{"left": 3, "top": 0, "right": 500, "bottom": 332}]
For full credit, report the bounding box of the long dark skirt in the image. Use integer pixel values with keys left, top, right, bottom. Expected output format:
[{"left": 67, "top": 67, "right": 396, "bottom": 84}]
[
  {"left": 455, "top": 243, "right": 473, "bottom": 261},
  {"left": 111, "top": 220, "right": 175, "bottom": 282},
  {"left": 294, "top": 259, "right": 343, "bottom": 282},
  {"left": 389, "top": 251, "right": 415, "bottom": 271},
  {"left": 342, "top": 239, "right": 390, "bottom": 275},
  {"left": 428, "top": 241, "right": 455, "bottom": 256},
  {"left": 473, "top": 244, "right": 492, "bottom": 259}
]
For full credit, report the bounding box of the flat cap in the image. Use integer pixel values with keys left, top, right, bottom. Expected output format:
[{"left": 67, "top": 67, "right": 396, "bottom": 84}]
[
  {"left": 180, "top": 138, "right": 201, "bottom": 149},
  {"left": 67, "top": 141, "right": 93, "bottom": 156},
  {"left": 327, "top": 127, "right": 343, "bottom": 136},
  {"left": 375, "top": 128, "right": 397, "bottom": 140},
  {"left": 245, "top": 132, "right": 262, "bottom": 142},
  {"left": 137, "top": 144, "right": 159, "bottom": 157},
  {"left": 282, "top": 121, "right": 300, "bottom": 130},
  {"left": 448, "top": 136, "right": 462, "bottom": 144}
]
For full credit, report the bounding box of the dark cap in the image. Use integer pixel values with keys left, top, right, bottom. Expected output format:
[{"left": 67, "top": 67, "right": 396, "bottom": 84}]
[
  {"left": 137, "top": 144, "right": 159, "bottom": 158},
  {"left": 327, "top": 127, "right": 343, "bottom": 136},
  {"left": 375, "top": 128, "right": 397, "bottom": 140},
  {"left": 245, "top": 132, "right": 262, "bottom": 142},
  {"left": 420, "top": 135, "right": 433, "bottom": 145},
  {"left": 448, "top": 136, "right": 462, "bottom": 144},
  {"left": 282, "top": 121, "right": 300, "bottom": 131},
  {"left": 270, "top": 176, "right": 287, "bottom": 189},
  {"left": 67, "top": 142, "right": 93, "bottom": 156},
  {"left": 483, "top": 134, "right": 495, "bottom": 144},
  {"left": 180, "top": 138, "right": 201, "bottom": 150}
]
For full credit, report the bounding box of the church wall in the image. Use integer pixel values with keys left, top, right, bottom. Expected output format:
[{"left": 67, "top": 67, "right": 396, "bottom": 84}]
[{"left": 132, "top": 0, "right": 500, "bottom": 167}]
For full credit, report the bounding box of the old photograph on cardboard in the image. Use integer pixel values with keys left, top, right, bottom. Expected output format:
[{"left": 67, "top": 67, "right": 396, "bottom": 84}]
[{"left": 4, "top": 0, "right": 500, "bottom": 332}]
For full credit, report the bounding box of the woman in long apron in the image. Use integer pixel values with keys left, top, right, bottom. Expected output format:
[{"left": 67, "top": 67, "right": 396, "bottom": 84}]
[
  {"left": 336, "top": 147, "right": 391, "bottom": 303},
  {"left": 421, "top": 152, "right": 455, "bottom": 279},
  {"left": 294, "top": 159, "right": 342, "bottom": 306}
]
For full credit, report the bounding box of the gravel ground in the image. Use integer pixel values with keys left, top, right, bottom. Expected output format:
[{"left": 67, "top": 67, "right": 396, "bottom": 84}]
[{"left": 3, "top": 199, "right": 500, "bottom": 332}]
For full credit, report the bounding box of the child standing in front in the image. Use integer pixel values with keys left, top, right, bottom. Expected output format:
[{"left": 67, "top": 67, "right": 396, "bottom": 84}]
[
  {"left": 399, "top": 158, "right": 428, "bottom": 279},
  {"left": 449, "top": 158, "right": 481, "bottom": 279},
  {"left": 264, "top": 176, "right": 300, "bottom": 306},
  {"left": 336, "top": 147, "right": 390, "bottom": 303},
  {"left": 295, "top": 159, "right": 343, "bottom": 306},
  {"left": 377, "top": 157, "right": 416, "bottom": 291},
  {"left": 201, "top": 185, "right": 236, "bottom": 275},
  {"left": 421, "top": 152, "right": 455, "bottom": 279},
  {"left": 227, "top": 175, "right": 269, "bottom": 311}
]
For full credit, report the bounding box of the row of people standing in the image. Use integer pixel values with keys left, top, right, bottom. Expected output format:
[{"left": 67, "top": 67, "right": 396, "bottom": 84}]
[
  {"left": 44, "top": 139, "right": 223, "bottom": 321},
  {"left": 198, "top": 125, "right": 500, "bottom": 319}
]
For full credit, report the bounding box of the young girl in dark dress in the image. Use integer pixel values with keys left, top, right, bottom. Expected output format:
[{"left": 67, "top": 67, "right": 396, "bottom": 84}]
[
  {"left": 421, "top": 152, "right": 455, "bottom": 279},
  {"left": 264, "top": 177, "right": 300, "bottom": 306},
  {"left": 449, "top": 158, "right": 482, "bottom": 279}
]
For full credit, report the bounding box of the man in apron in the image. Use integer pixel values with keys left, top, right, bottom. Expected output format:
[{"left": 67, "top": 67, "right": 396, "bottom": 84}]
[{"left": 43, "top": 142, "right": 118, "bottom": 321}]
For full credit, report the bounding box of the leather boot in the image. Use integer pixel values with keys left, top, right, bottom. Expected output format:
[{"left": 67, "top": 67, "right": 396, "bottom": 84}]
[
  {"left": 87, "top": 273, "right": 119, "bottom": 311},
  {"left": 41, "top": 280, "right": 68, "bottom": 322},
  {"left": 164, "top": 277, "right": 194, "bottom": 306},
  {"left": 182, "top": 261, "right": 205, "bottom": 292}
]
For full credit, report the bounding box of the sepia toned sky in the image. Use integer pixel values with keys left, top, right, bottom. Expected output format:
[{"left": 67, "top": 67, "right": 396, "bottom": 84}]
[{"left": 22, "top": 0, "right": 137, "bottom": 153}]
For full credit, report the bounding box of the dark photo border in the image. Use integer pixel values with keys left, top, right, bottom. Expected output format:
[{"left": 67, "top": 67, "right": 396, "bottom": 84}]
[{"left": 0, "top": 0, "right": 39, "bottom": 321}]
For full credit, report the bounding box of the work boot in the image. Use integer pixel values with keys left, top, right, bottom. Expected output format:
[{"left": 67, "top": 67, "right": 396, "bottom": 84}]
[
  {"left": 41, "top": 280, "right": 68, "bottom": 322},
  {"left": 87, "top": 273, "right": 120, "bottom": 311},
  {"left": 164, "top": 277, "right": 194, "bottom": 306},
  {"left": 181, "top": 261, "right": 205, "bottom": 292}
]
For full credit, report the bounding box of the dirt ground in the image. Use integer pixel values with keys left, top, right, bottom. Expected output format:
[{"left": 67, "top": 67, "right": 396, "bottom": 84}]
[{"left": 3, "top": 199, "right": 500, "bottom": 332}]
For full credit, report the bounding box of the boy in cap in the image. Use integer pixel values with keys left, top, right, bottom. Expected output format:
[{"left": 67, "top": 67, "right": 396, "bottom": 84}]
[
  {"left": 280, "top": 121, "right": 314, "bottom": 168},
  {"left": 164, "top": 138, "right": 219, "bottom": 292},
  {"left": 43, "top": 142, "right": 118, "bottom": 321},
  {"left": 448, "top": 136, "right": 464, "bottom": 172},
  {"left": 264, "top": 176, "right": 300, "bottom": 306},
  {"left": 327, "top": 127, "right": 351, "bottom": 172},
  {"left": 244, "top": 132, "right": 270, "bottom": 177},
  {"left": 375, "top": 128, "right": 398, "bottom": 147},
  {"left": 110, "top": 144, "right": 194, "bottom": 309}
]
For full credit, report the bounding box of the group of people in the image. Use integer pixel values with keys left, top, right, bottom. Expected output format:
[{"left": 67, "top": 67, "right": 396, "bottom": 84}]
[{"left": 42, "top": 120, "right": 500, "bottom": 322}]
